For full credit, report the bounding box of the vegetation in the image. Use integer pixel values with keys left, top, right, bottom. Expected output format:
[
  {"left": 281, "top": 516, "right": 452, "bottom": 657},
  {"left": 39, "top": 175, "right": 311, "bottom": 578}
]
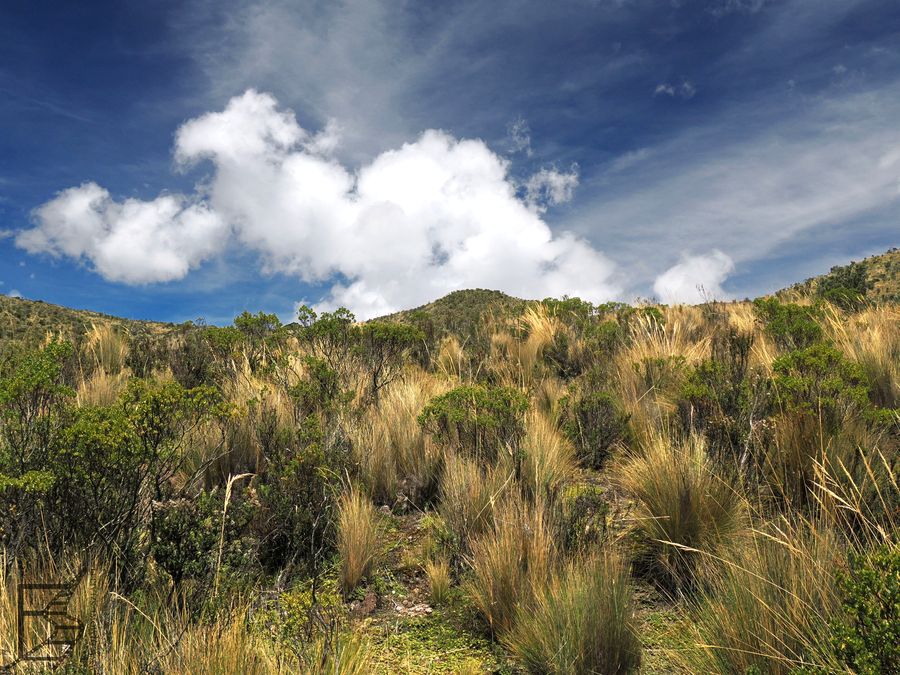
[{"left": 1, "top": 254, "right": 898, "bottom": 672}]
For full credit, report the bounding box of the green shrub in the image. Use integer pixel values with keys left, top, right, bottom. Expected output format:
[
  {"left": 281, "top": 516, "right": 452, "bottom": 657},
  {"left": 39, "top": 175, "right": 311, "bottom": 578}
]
[
  {"left": 753, "top": 297, "right": 823, "bottom": 350},
  {"left": 356, "top": 321, "right": 424, "bottom": 402},
  {"left": 818, "top": 261, "right": 871, "bottom": 310},
  {"left": 772, "top": 342, "right": 870, "bottom": 433},
  {"left": 561, "top": 388, "right": 632, "bottom": 470},
  {"left": 419, "top": 385, "right": 528, "bottom": 461},
  {"left": 505, "top": 552, "right": 642, "bottom": 674},
  {"left": 831, "top": 544, "right": 900, "bottom": 675}
]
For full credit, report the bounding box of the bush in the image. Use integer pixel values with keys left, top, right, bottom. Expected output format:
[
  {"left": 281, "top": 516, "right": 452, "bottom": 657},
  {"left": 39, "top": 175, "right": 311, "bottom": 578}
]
[
  {"left": 618, "top": 435, "right": 747, "bottom": 591},
  {"left": 772, "top": 342, "right": 870, "bottom": 433},
  {"left": 337, "top": 487, "right": 381, "bottom": 594},
  {"left": 831, "top": 544, "right": 900, "bottom": 674},
  {"left": 753, "top": 298, "right": 823, "bottom": 350},
  {"left": 505, "top": 552, "right": 642, "bottom": 674},
  {"left": 561, "top": 389, "right": 632, "bottom": 470},
  {"left": 419, "top": 385, "right": 528, "bottom": 461}
]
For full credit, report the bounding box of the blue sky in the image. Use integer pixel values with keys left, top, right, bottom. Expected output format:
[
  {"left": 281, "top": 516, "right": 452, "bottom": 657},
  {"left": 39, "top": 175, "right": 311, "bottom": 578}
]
[{"left": 1, "top": 0, "right": 899, "bottom": 323}]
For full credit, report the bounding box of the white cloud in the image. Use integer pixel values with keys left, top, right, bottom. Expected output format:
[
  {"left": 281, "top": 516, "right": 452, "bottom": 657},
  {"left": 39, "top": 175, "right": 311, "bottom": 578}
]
[
  {"left": 654, "top": 83, "right": 675, "bottom": 97},
  {"left": 19, "top": 184, "right": 227, "bottom": 284},
  {"left": 653, "top": 250, "right": 734, "bottom": 304},
  {"left": 20, "top": 90, "right": 619, "bottom": 318},
  {"left": 7, "top": 289, "right": 22, "bottom": 299},
  {"left": 507, "top": 117, "right": 533, "bottom": 156},
  {"left": 524, "top": 167, "right": 579, "bottom": 213},
  {"left": 0, "top": 229, "right": 13, "bottom": 240},
  {"left": 654, "top": 81, "right": 696, "bottom": 99}
]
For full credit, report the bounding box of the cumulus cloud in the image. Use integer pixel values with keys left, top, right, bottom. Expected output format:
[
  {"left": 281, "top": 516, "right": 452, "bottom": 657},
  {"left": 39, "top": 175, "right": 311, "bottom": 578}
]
[
  {"left": 7, "top": 289, "right": 22, "bottom": 299},
  {"left": 653, "top": 250, "right": 734, "bottom": 304},
  {"left": 19, "top": 90, "right": 618, "bottom": 317},
  {"left": 19, "top": 184, "right": 227, "bottom": 284},
  {"left": 524, "top": 167, "right": 579, "bottom": 213}
]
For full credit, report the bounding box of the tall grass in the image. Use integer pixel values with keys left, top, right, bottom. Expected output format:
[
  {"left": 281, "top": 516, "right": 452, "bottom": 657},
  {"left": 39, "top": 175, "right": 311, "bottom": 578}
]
[
  {"left": 676, "top": 519, "right": 844, "bottom": 674},
  {"left": 618, "top": 434, "right": 747, "bottom": 590},
  {"left": 350, "top": 370, "right": 446, "bottom": 506},
  {"left": 519, "top": 410, "right": 577, "bottom": 502},
  {"left": 467, "top": 495, "right": 556, "bottom": 636},
  {"left": 337, "top": 488, "right": 382, "bottom": 595},
  {"left": 438, "top": 451, "right": 510, "bottom": 545},
  {"left": 85, "top": 322, "right": 128, "bottom": 375},
  {"left": 505, "top": 551, "right": 642, "bottom": 674}
]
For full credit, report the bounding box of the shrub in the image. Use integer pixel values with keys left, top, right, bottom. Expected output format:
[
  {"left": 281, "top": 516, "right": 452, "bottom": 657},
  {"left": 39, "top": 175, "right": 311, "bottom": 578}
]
[
  {"left": 818, "top": 260, "right": 871, "bottom": 310},
  {"left": 772, "top": 342, "right": 870, "bottom": 433},
  {"left": 558, "top": 483, "right": 610, "bottom": 553},
  {"left": 753, "top": 297, "right": 823, "bottom": 350},
  {"left": 831, "top": 544, "right": 900, "bottom": 674},
  {"left": 505, "top": 552, "right": 642, "bottom": 674},
  {"left": 561, "top": 389, "right": 631, "bottom": 470},
  {"left": 618, "top": 434, "right": 747, "bottom": 591},
  {"left": 337, "top": 488, "right": 381, "bottom": 594},
  {"left": 419, "top": 385, "right": 528, "bottom": 461},
  {"left": 254, "top": 414, "right": 347, "bottom": 573},
  {"left": 356, "top": 321, "right": 424, "bottom": 402}
]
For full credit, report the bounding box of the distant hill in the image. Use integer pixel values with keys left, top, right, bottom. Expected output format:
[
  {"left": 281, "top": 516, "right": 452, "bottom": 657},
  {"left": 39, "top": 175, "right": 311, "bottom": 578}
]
[
  {"left": 0, "top": 295, "right": 172, "bottom": 346},
  {"left": 784, "top": 247, "right": 900, "bottom": 303},
  {"left": 381, "top": 289, "right": 528, "bottom": 342}
]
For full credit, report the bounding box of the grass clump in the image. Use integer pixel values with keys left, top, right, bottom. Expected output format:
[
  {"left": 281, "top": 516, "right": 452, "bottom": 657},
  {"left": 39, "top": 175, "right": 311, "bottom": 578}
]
[
  {"left": 337, "top": 488, "right": 382, "bottom": 594},
  {"left": 505, "top": 551, "right": 641, "bottom": 675},
  {"left": 425, "top": 558, "right": 452, "bottom": 607},
  {"left": 618, "top": 434, "right": 747, "bottom": 591}
]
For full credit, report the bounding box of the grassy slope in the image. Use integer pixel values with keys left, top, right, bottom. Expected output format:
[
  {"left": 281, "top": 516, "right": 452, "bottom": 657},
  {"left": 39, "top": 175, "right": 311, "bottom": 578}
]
[
  {"left": 785, "top": 247, "right": 900, "bottom": 303},
  {"left": 0, "top": 295, "right": 172, "bottom": 347}
]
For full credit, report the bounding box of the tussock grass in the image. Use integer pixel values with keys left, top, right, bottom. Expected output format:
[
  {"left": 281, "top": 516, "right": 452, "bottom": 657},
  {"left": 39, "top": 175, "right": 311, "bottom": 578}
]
[
  {"left": 351, "top": 369, "right": 446, "bottom": 505},
  {"left": 618, "top": 434, "right": 747, "bottom": 591},
  {"left": 505, "top": 551, "right": 642, "bottom": 675},
  {"left": 424, "top": 558, "right": 452, "bottom": 606},
  {"left": 438, "top": 450, "right": 510, "bottom": 545},
  {"left": 520, "top": 410, "right": 577, "bottom": 502},
  {"left": 675, "top": 519, "right": 844, "bottom": 674},
  {"left": 467, "top": 494, "right": 556, "bottom": 636},
  {"left": 85, "top": 322, "right": 128, "bottom": 375},
  {"left": 337, "top": 488, "right": 382, "bottom": 595}
]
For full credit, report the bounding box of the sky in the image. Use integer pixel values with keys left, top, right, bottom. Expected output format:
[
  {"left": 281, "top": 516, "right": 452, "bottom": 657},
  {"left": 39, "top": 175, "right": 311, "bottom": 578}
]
[{"left": 1, "top": 0, "right": 899, "bottom": 323}]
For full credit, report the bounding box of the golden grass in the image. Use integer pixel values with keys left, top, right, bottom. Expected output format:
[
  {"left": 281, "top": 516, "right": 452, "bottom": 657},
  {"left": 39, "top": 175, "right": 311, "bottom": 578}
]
[
  {"left": 85, "top": 322, "right": 128, "bottom": 375},
  {"left": 424, "top": 558, "right": 452, "bottom": 606},
  {"left": 438, "top": 450, "right": 511, "bottom": 545},
  {"left": 467, "top": 494, "right": 556, "bottom": 636},
  {"left": 519, "top": 410, "right": 578, "bottom": 502},
  {"left": 675, "top": 519, "right": 844, "bottom": 674},
  {"left": 337, "top": 488, "right": 382, "bottom": 594},
  {"left": 76, "top": 368, "right": 129, "bottom": 407},
  {"left": 505, "top": 550, "right": 642, "bottom": 674},
  {"left": 617, "top": 433, "right": 748, "bottom": 590},
  {"left": 350, "top": 369, "right": 447, "bottom": 505}
]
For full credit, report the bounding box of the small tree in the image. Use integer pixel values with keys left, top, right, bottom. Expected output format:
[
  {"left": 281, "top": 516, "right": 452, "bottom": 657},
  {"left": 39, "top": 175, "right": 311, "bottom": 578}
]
[
  {"left": 295, "top": 305, "right": 359, "bottom": 379},
  {"left": 357, "top": 321, "right": 424, "bottom": 402},
  {"left": 233, "top": 310, "right": 284, "bottom": 370}
]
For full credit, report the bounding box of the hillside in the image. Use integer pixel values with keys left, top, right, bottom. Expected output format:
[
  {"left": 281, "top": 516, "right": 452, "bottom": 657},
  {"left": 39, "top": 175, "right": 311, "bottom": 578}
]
[
  {"left": 382, "top": 288, "right": 529, "bottom": 340},
  {"left": 785, "top": 246, "right": 900, "bottom": 303},
  {"left": 0, "top": 295, "right": 172, "bottom": 346}
]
